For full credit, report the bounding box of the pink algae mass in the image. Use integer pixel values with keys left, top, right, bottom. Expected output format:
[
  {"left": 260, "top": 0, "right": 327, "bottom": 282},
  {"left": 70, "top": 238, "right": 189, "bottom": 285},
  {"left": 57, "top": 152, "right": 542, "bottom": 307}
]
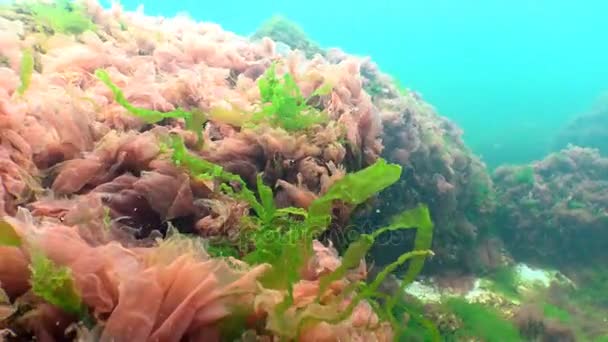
[{"left": 0, "top": 0, "right": 416, "bottom": 340}]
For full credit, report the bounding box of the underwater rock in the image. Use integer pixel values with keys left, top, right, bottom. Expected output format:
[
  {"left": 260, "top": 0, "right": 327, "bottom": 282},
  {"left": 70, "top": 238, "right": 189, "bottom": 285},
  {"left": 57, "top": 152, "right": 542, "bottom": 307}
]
[
  {"left": 493, "top": 145, "right": 608, "bottom": 267},
  {"left": 251, "top": 15, "right": 325, "bottom": 59},
  {"left": 0, "top": 0, "right": 486, "bottom": 339},
  {"left": 352, "top": 57, "right": 495, "bottom": 275}
]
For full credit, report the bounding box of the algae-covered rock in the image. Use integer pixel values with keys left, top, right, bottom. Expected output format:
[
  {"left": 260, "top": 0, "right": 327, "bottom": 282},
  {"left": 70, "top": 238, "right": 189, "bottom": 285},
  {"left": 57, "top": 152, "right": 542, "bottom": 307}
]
[
  {"left": 493, "top": 145, "right": 608, "bottom": 267},
  {"left": 251, "top": 15, "right": 325, "bottom": 58},
  {"left": 0, "top": 1, "right": 446, "bottom": 340},
  {"left": 350, "top": 57, "right": 496, "bottom": 275}
]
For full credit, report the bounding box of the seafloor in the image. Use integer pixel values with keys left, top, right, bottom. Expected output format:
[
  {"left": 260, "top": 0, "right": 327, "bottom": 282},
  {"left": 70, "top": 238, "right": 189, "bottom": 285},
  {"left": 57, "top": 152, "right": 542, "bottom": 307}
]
[{"left": 0, "top": 1, "right": 607, "bottom": 341}]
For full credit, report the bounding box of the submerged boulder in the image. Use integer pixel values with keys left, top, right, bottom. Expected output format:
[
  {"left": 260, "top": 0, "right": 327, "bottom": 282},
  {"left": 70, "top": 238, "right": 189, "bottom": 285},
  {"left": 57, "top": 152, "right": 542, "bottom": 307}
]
[
  {"left": 493, "top": 145, "right": 608, "bottom": 267},
  {"left": 349, "top": 57, "right": 495, "bottom": 275}
]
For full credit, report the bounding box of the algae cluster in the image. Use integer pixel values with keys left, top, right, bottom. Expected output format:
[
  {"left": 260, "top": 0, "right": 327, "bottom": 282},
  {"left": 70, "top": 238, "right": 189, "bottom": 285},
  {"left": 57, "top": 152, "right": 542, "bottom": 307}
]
[{"left": 0, "top": 1, "right": 607, "bottom": 341}]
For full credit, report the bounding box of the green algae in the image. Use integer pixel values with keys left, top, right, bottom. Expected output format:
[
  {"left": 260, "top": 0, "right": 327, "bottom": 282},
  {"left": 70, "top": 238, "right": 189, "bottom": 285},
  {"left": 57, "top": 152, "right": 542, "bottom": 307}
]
[
  {"left": 513, "top": 165, "right": 535, "bottom": 185},
  {"left": 486, "top": 265, "right": 521, "bottom": 299},
  {"left": 96, "top": 69, "right": 206, "bottom": 147},
  {"left": 542, "top": 303, "right": 571, "bottom": 323},
  {"left": 98, "top": 63, "right": 329, "bottom": 141},
  {"left": 29, "top": 252, "right": 83, "bottom": 316},
  {"left": 253, "top": 62, "right": 329, "bottom": 132},
  {"left": 0, "top": 220, "right": 22, "bottom": 247},
  {"left": 23, "top": 0, "right": 95, "bottom": 35},
  {"left": 445, "top": 298, "right": 521, "bottom": 342},
  {"left": 16, "top": 48, "right": 34, "bottom": 96},
  {"left": 393, "top": 296, "right": 441, "bottom": 342},
  {"left": 167, "top": 134, "right": 436, "bottom": 340},
  {"left": 252, "top": 15, "right": 324, "bottom": 58}
]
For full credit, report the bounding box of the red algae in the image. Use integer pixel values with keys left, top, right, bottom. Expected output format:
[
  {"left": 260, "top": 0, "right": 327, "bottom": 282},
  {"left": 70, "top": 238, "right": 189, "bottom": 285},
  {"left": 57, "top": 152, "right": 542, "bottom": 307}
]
[{"left": 0, "top": 0, "right": 495, "bottom": 340}]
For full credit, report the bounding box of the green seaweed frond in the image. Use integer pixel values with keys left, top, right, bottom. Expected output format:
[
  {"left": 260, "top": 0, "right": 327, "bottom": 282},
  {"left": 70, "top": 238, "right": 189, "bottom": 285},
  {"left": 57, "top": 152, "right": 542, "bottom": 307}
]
[
  {"left": 252, "top": 63, "right": 329, "bottom": 131},
  {"left": 271, "top": 204, "right": 435, "bottom": 340},
  {"left": 262, "top": 166, "right": 434, "bottom": 339},
  {"left": 16, "top": 48, "right": 34, "bottom": 96},
  {"left": 96, "top": 69, "right": 206, "bottom": 147},
  {"left": 446, "top": 297, "right": 520, "bottom": 342},
  {"left": 0, "top": 220, "right": 22, "bottom": 247},
  {"left": 168, "top": 134, "right": 436, "bottom": 339},
  {"left": 29, "top": 251, "right": 83, "bottom": 316},
  {"left": 305, "top": 158, "right": 402, "bottom": 235}
]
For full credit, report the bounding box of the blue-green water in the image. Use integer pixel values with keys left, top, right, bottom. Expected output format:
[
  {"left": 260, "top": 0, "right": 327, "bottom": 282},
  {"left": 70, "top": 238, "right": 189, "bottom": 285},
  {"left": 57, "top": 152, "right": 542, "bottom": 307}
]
[{"left": 105, "top": 0, "right": 608, "bottom": 168}]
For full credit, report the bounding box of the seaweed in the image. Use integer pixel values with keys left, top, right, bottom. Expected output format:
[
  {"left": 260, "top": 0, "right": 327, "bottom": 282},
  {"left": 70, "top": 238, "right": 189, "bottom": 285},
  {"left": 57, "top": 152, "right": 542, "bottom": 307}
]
[
  {"left": 269, "top": 204, "right": 435, "bottom": 340},
  {"left": 389, "top": 294, "right": 441, "bottom": 342},
  {"left": 97, "top": 64, "right": 329, "bottom": 138},
  {"left": 393, "top": 78, "right": 410, "bottom": 96},
  {"left": 363, "top": 78, "right": 384, "bottom": 98},
  {"left": 305, "top": 158, "right": 402, "bottom": 234},
  {"left": 486, "top": 265, "right": 521, "bottom": 299},
  {"left": 542, "top": 303, "right": 571, "bottom": 323},
  {"left": 252, "top": 15, "right": 325, "bottom": 58},
  {"left": 513, "top": 165, "right": 535, "bottom": 185},
  {"left": 29, "top": 252, "right": 83, "bottom": 316},
  {"left": 169, "top": 135, "right": 240, "bottom": 183},
  {"left": 95, "top": 69, "right": 206, "bottom": 147},
  {"left": 16, "top": 48, "right": 34, "bottom": 96},
  {"left": 445, "top": 298, "right": 521, "bottom": 342},
  {"left": 252, "top": 63, "right": 330, "bottom": 132},
  {"left": 168, "top": 134, "right": 436, "bottom": 339},
  {"left": 206, "top": 244, "right": 240, "bottom": 258},
  {"left": 0, "top": 220, "right": 22, "bottom": 247},
  {"left": 23, "top": 0, "right": 95, "bottom": 35}
]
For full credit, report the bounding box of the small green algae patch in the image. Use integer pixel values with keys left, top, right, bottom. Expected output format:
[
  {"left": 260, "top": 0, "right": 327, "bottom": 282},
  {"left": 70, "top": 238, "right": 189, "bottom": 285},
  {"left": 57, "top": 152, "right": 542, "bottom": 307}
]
[
  {"left": 29, "top": 252, "right": 83, "bottom": 316},
  {"left": 16, "top": 48, "right": 34, "bottom": 96},
  {"left": 96, "top": 69, "right": 206, "bottom": 147},
  {"left": 252, "top": 62, "right": 330, "bottom": 132},
  {"left": 252, "top": 15, "right": 324, "bottom": 58},
  {"left": 24, "top": 0, "right": 95, "bottom": 35},
  {"left": 393, "top": 296, "right": 441, "bottom": 342},
  {"left": 486, "top": 266, "right": 521, "bottom": 299},
  {"left": 0, "top": 220, "right": 22, "bottom": 247},
  {"left": 542, "top": 303, "right": 571, "bottom": 323},
  {"left": 513, "top": 165, "right": 535, "bottom": 185},
  {"left": 446, "top": 298, "right": 521, "bottom": 342}
]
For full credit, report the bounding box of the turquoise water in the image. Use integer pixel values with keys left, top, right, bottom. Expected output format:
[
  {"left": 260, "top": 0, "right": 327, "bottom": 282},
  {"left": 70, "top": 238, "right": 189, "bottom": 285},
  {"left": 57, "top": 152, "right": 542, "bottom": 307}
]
[{"left": 105, "top": 0, "right": 608, "bottom": 168}]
